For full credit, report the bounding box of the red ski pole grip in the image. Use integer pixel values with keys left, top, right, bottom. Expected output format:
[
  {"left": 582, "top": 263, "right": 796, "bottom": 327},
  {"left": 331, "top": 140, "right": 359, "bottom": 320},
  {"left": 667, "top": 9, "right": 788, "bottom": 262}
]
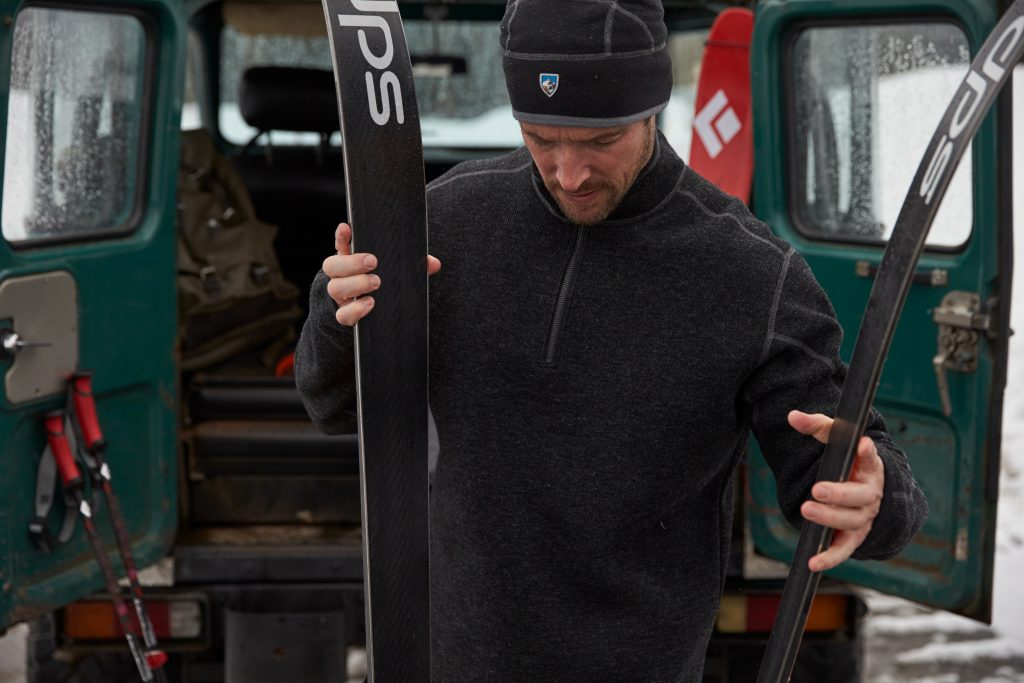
[
  {"left": 43, "top": 411, "right": 82, "bottom": 488},
  {"left": 71, "top": 372, "right": 104, "bottom": 451}
]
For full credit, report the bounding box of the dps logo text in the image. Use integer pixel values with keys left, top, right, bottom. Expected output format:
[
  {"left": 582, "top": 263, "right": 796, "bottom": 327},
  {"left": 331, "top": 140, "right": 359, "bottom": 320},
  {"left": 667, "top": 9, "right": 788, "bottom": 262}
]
[{"left": 336, "top": 0, "right": 405, "bottom": 126}]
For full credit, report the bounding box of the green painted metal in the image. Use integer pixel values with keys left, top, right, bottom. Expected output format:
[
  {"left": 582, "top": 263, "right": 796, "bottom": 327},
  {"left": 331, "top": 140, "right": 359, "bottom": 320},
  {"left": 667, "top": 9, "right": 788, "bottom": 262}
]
[
  {"left": 749, "top": 0, "right": 1002, "bottom": 619},
  {"left": 0, "top": 0, "right": 185, "bottom": 629}
]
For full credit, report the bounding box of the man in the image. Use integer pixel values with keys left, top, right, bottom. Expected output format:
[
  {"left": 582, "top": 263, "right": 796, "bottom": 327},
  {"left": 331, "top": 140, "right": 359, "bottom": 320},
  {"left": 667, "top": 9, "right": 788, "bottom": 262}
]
[{"left": 296, "top": 0, "right": 928, "bottom": 679}]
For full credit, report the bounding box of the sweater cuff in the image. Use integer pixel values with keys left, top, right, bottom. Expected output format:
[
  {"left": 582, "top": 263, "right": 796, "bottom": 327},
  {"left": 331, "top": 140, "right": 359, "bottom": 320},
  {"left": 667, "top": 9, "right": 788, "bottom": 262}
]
[{"left": 850, "top": 444, "right": 920, "bottom": 561}]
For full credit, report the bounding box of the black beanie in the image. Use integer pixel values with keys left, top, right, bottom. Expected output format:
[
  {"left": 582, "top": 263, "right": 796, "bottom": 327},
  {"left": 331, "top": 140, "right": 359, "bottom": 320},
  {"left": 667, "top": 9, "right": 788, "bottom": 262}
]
[{"left": 500, "top": 0, "right": 673, "bottom": 127}]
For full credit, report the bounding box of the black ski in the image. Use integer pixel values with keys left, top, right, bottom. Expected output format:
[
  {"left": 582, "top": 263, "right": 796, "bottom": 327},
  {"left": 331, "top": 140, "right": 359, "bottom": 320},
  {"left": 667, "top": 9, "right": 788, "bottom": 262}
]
[
  {"left": 757, "top": 5, "right": 1024, "bottom": 682},
  {"left": 321, "top": 1, "right": 431, "bottom": 681}
]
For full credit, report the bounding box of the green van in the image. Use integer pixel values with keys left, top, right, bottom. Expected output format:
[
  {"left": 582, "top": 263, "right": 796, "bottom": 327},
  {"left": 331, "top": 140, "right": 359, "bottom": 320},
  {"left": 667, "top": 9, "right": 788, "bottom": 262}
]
[{"left": 0, "top": 0, "right": 1014, "bottom": 680}]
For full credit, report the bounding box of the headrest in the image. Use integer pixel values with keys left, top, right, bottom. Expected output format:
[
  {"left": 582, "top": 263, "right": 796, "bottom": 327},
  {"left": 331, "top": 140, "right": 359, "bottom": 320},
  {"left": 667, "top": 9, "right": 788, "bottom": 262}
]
[{"left": 239, "top": 67, "right": 339, "bottom": 134}]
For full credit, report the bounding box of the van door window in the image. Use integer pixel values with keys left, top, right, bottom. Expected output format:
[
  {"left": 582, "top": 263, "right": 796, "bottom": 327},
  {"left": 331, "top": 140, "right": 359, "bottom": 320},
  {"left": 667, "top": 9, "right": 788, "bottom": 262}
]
[
  {"left": 2, "top": 8, "right": 147, "bottom": 244},
  {"left": 789, "top": 22, "right": 972, "bottom": 248}
]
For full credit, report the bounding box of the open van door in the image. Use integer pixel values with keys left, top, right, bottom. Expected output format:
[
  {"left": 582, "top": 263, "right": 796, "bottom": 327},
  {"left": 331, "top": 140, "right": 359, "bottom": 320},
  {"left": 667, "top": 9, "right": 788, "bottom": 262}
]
[
  {"left": 0, "top": 0, "right": 184, "bottom": 628},
  {"left": 746, "top": 0, "right": 1012, "bottom": 621}
]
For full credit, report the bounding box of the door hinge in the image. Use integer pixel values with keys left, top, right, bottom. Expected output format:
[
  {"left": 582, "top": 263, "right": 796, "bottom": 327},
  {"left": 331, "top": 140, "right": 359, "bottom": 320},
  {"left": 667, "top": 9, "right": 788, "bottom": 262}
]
[{"left": 931, "top": 291, "right": 996, "bottom": 416}]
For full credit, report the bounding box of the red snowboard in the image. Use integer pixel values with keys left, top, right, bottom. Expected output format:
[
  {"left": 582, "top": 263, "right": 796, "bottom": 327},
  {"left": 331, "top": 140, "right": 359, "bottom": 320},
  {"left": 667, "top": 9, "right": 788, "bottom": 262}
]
[{"left": 689, "top": 8, "right": 755, "bottom": 204}]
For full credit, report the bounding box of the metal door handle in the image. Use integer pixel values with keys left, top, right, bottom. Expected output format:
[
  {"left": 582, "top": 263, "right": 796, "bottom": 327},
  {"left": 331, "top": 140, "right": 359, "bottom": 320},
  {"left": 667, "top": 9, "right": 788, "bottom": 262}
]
[
  {"left": 931, "top": 291, "right": 989, "bottom": 417},
  {"left": 0, "top": 329, "right": 52, "bottom": 359}
]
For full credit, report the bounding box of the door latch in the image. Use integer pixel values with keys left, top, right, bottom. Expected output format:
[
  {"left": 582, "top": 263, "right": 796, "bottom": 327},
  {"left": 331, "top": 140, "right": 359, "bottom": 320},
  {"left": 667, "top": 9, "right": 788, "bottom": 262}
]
[
  {"left": 0, "top": 329, "right": 52, "bottom": 360},
  {"left": 932, "top": 291, "right": 994, "bottom": 416}
]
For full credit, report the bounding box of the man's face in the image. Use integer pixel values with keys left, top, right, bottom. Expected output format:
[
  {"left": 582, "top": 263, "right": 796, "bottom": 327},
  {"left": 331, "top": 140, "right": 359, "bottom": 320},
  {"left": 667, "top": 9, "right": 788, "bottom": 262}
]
[{"left": 520, "top": 117, "right": 655, "bottom": 227}]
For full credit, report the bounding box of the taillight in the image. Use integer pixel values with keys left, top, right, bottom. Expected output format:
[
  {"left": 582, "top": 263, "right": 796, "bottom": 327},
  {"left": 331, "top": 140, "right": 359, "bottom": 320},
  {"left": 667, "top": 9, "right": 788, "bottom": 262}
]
[
  {"left": 63, "top": 599, "right": 203, "bottom": 641},
  {"left": 716, "top": 593, "right": 848, "bottom": 634}
]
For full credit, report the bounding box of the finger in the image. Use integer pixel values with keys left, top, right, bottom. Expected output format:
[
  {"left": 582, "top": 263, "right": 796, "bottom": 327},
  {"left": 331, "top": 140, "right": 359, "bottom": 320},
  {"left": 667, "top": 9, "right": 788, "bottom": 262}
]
[
  {"left": 788, "top": 410, "right": 833, "bottom": 445},
  {"left": 853, "top": 436, "right": 884, "bottom": 477},
  {"left": 808, "top": 530, "right": 860, "bottom": 572},
  {"left": 323, "top": 252, "right": 378, "bottom": 279},
  {"left": 810, "top": 480, "right": 882, "bottom": 510},
  {"left": 427, "top": 255, "right": 442, "bottom": 276},
  {"left": 335, "top": 296, "right": 375, "bottom": 326},
  {"left": 335, "top": 223, "right": 352, "bottom": 255},
  {"left": 801, "top": 500, "right": 874, "bottom": 532},
  {"left": 327, "top": 273, "right": 381, "bottom": 306}
]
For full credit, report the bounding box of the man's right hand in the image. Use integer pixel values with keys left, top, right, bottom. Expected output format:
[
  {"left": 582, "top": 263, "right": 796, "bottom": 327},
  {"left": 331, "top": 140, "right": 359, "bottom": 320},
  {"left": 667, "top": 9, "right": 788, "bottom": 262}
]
[{"left": 323, "top": 222, "right": 442, "bottom": 327}]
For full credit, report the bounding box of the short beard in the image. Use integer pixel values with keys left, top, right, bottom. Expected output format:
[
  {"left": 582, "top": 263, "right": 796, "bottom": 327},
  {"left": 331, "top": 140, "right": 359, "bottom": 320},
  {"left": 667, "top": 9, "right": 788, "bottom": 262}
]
[{"left": 548, "top": 119, "right": 656, "bottom": 227}]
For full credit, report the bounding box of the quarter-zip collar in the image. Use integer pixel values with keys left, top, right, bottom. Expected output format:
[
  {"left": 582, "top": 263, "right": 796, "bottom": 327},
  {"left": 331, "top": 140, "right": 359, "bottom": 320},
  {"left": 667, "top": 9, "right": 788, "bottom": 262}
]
[{"left": 529, "top": 131, "right": 688, "bottom": 227}]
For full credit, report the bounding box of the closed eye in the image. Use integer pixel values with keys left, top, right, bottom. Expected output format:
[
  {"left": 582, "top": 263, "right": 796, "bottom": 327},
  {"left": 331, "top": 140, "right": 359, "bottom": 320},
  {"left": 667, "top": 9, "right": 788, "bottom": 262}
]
[
  {"left": 591, "top": 134, "right": 623, "bottom": 148},
  {"left": 525, "top": 133, "right": 554, "bottom": 149}
]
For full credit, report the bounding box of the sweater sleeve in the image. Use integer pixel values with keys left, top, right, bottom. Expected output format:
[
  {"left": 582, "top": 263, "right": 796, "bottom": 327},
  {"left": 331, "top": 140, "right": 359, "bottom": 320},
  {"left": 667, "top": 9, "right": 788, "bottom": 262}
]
[
  {"left": 294, "top": 269, "right": 358, "bottom": 435},
  {"left": 742, "top": 250, "right": 928, "bottom": 561}
]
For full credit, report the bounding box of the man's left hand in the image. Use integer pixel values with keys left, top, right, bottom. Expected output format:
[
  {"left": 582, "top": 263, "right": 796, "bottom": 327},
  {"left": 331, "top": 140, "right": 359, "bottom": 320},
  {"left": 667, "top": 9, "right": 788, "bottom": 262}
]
[{"left": 788, "top": 410, "right": 885, "bottom": 573}]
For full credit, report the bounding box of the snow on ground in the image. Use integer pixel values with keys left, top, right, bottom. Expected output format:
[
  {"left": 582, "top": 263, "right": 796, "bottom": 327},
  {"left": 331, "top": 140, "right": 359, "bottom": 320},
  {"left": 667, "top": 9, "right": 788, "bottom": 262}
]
[
  {"left": 872, "top": 672, "right": 1024, "bottom": 683},
  {"left": 898, "top": 639, "right": 1024, "bottom": 667},
  {"left": 864, "top": 589, "right": 1024, "bottom": 681},
  {"left": 866, "top": 612, "right": 994, "bottom": 637},
  {"left": 0, "top": 624, "right": 27, "bottom": 683}
]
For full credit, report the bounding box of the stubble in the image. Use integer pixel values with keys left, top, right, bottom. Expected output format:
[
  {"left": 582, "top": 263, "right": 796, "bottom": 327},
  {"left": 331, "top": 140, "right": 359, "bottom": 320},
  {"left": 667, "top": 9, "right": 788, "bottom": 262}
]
[{"left": 547, "top": 119, "right": 656, "bottom": 227}]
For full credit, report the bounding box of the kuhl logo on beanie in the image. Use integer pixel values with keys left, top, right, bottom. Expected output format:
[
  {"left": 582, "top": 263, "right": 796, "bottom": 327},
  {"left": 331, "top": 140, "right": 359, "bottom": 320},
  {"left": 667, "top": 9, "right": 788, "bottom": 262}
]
[
  {"left": 501, "top": 0, "right": 672, "bottom": 126},
  {"left": 539, "top": 73, "right": 559, "bottom": 97}
]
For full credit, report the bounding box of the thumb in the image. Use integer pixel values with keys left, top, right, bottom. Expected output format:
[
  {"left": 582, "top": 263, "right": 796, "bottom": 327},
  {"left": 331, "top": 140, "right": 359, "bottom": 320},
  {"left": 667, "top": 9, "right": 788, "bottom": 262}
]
[
  {"left": 788, "top": 410, "right": 834, "bottom": 445},
  {"left": 335, "top": 222, "right": 352, "bottom": 256},
  {"left": 428, "top": 255, "right": 442, "bottom": 276}
]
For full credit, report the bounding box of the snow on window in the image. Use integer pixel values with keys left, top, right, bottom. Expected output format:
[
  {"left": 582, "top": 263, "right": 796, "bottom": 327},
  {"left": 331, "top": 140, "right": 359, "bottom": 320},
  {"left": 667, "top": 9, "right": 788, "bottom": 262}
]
[
  {"left": 2, "top": 8, "right": 146, "bottom": 243},
  {"left": 791, "top": 23, "right": 972, "bottom": 248}
]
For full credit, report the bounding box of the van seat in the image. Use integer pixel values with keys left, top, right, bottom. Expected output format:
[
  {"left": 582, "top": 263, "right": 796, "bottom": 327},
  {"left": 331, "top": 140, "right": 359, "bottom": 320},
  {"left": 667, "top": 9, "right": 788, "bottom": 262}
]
[
  {"left": 238, "top": 67, "right": 339, "bottom": 139},
  {"left": 231, "top": 66, "right": 346, "bottom": 308}
]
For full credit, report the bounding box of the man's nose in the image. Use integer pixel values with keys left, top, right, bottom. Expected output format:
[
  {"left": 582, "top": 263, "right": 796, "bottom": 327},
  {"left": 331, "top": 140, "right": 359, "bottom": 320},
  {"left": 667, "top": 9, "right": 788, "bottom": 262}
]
[{"left": 555, "top": 151, "right": 591, "bottom": 192}]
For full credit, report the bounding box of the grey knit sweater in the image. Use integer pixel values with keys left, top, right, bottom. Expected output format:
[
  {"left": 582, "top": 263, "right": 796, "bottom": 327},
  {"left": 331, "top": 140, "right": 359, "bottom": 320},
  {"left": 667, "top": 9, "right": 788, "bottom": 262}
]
[{"left": 295, "top": 134, "right": 927, "bottom": 682}]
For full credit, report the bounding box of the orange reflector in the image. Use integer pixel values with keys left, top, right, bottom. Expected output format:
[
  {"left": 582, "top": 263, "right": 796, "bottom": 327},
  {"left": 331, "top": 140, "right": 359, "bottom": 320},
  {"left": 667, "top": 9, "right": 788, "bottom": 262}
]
[
  {"left": 804, "top": 594, "right": 848, "bottom": 632},
  {"left": 63, "top": 600, "right": 202, "bottom": 641},
  {"left": 64, "top": 601, "right": 121, "bottom": 640},
  {"left": 715, "top": 593, "right": 848, "bottom": 633}
]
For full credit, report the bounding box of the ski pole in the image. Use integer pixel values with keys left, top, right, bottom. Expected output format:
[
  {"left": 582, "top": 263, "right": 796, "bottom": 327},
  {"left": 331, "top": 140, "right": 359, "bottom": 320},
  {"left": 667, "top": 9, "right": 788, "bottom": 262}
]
[
  {"left": 69, "top": 372, "right": 168, "bottom": 679},
  {"left": 756, "top": 4, "right": 1024, "bottom": 682},
  {"left": 43, "top": 411, "right": 155, "bottom": 683}
]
